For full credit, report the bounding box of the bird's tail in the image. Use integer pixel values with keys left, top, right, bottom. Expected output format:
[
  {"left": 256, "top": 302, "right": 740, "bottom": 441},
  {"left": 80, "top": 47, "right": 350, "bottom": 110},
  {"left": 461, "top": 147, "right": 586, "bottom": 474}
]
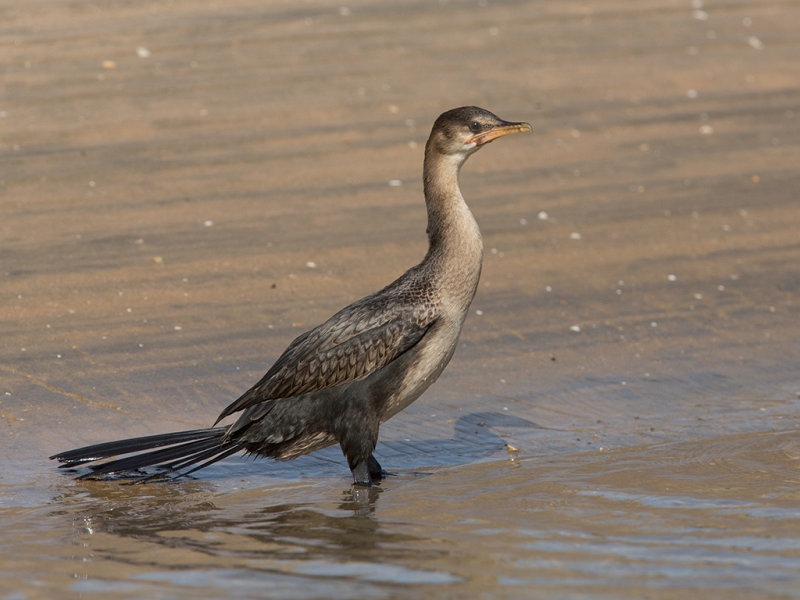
[{"left": 49, "top": 427, "right": 243, "bottom": 480}]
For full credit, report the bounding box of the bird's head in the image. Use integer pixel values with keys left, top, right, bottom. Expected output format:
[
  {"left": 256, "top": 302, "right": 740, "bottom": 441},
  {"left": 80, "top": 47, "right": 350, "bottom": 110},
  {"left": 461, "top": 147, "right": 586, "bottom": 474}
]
[{"left": 426, "top": 106, "right": 532, "bottom": 160}]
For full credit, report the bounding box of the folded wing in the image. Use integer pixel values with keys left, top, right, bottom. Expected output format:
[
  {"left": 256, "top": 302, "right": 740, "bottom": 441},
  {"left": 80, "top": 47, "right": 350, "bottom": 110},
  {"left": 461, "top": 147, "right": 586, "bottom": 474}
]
[{"left": 215, "top": 297, "right": 436, "bottom": 423}]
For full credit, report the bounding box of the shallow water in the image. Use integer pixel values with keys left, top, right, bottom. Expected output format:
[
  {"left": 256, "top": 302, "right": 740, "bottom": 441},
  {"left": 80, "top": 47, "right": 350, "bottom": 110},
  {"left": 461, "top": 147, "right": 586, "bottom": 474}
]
[
  {"left": 2, "top": 0, "right": 800, "bottom": 598},
  {"left": 5, "top": 428, "right": 800, "bottom": 599}
]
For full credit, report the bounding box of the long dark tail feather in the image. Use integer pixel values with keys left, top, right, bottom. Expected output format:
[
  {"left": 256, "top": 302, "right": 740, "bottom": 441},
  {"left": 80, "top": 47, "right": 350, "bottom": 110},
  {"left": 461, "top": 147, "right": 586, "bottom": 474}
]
[{"left": 49, "top": 427, "right": 243, "bottom": 480}]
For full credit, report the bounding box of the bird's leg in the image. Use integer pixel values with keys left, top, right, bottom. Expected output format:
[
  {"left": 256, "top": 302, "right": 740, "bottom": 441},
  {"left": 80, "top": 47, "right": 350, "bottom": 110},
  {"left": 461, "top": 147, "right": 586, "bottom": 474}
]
[
  {"left": 340, "top": 420, "right": 380, "bottom": 487},
  {"left": 351, "top": 460, "right": 373, "bottom": 487},
  {"left": 339, "top": 427, "right": 381, "bottom": 487},
  {"left": 349, "top": 454, "right": 391, "bottom": 486}
]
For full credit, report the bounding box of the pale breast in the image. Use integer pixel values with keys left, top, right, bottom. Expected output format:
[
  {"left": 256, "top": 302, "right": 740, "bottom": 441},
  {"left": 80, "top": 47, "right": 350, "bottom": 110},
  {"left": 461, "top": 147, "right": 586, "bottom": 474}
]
[{"left": 379, "top": 318, "right": 461, "bottom": 422}]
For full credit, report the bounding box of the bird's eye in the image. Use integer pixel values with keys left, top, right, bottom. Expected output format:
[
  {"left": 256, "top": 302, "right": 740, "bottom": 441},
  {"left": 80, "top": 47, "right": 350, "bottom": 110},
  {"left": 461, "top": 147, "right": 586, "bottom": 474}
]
[{"left": 469, "top": 121, "right": 482, "bottom": 133}]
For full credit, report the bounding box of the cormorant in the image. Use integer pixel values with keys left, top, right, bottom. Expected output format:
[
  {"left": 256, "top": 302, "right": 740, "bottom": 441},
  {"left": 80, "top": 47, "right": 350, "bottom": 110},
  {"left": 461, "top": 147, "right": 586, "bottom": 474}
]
[{"left": 50, "top": 106, "right": 531, "bottom": 486}]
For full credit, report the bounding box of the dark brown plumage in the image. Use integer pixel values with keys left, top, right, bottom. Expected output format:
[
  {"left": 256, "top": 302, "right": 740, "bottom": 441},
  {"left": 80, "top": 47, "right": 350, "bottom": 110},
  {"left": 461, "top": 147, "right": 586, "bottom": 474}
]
[{"left": 50, "top": 107, "right": 531, "bottom": 486}]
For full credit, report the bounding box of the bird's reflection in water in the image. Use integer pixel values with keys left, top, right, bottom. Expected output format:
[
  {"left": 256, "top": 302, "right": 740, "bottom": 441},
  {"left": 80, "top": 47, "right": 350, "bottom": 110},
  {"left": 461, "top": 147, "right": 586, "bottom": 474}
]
[
  {"left": 54, "top": 476, "right": 410, "bottom": 567},
  {"left": 343, "top": 484, "right": 382, "bottom": 515}
]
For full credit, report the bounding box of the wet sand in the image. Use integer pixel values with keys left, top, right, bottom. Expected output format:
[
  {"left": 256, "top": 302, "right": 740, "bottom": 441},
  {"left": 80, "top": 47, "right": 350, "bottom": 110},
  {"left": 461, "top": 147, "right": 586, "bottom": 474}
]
[{"left": 2, "top": 0, "right": 800, "bottom": 598}]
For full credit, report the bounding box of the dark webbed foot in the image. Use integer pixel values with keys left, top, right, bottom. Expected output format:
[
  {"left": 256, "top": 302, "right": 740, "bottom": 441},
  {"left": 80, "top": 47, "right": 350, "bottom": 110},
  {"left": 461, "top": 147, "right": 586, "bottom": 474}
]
[
  {"left": 351, "top": 454, "right": 395, "bottom": 486},
  {"left": 367, "top": 454, "right": 383, "bottom": 479},
  {"left": 368, "top": 454, "right": 394, "bottom": 480}
]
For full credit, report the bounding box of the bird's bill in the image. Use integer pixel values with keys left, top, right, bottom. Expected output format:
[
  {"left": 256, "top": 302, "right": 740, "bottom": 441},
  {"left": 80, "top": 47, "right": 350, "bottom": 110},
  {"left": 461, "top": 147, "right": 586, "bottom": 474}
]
[{"left": 468, "top": 121, "right": 532, "bottom": 146}]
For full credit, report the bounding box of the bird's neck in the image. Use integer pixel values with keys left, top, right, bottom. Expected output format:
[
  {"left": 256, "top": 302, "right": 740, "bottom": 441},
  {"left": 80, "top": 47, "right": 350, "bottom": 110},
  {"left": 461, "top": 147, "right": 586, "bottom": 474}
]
[{"left": 421, "top": 148, "right": 484, "bottom": 310}]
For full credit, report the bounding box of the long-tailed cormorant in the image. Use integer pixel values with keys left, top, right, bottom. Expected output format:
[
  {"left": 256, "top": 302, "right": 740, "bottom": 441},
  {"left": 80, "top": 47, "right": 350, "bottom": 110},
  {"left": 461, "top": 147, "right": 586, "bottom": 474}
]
[{"left": 50, "top": 106, "right": 531, "bottom": 486}]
